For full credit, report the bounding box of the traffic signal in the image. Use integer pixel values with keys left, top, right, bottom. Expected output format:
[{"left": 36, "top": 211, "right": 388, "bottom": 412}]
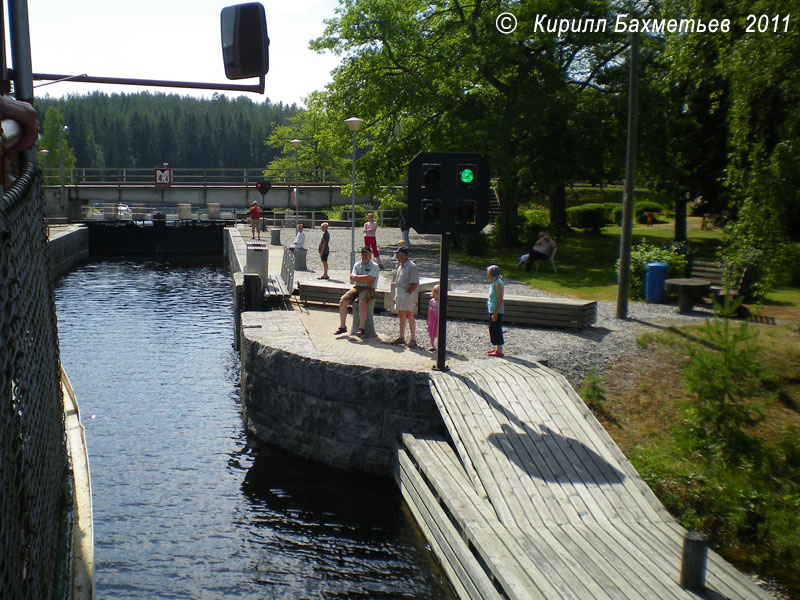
[
  {"left": 255, "top": 180, "right": 271, "bottom": 196},
  {"left": 407, "top": 152, "right": 489, "bottom": 234},
  {"left": 457, "top": 164, "right": 477, "bottom": 188}
]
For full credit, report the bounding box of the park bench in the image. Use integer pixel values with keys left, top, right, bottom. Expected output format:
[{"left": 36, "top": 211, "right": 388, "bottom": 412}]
[
  {"left": 300, "top": 281, "right": 596, "bottom": 328},
  {"left": 688, "top": 260, "right": 746, "bottom": 303},
  {"left": 418, "top": 290, "right": 596, "bottom": 328}
]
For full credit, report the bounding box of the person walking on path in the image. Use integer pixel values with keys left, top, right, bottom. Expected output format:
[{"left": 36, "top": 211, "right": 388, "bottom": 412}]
[
  {"left": 387, "top": 247, "right": 420, "bottom": 347},
  {"left": 426, "top": 284, "right": 440, "bottom": 352},
  {"left": 363, "top": 212, "right": 384, "bottom": 269},
  {"left": 249, "top": 201, "right": 261, "bottom": 239},
  {"left": 318, "top": 222, "right": 330, "bottom": 279},
  {"left": 487, "top": 265, "right": 505, "bottom": 357},
  {"left": 335, "top": 247, "right": 380, "bottom": 336},
  {"left": 399, "top": 209, "right": 411, "bottom": 249}
]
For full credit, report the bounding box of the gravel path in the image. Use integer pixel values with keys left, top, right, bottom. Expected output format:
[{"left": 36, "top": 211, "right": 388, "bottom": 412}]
[{"left": 282, "top": 223, "right": 716, "bottom": 387}]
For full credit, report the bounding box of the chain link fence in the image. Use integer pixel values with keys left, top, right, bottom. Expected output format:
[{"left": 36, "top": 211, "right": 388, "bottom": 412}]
[{"left": 1, "top": 160, "right": 68, "bottom": 599}]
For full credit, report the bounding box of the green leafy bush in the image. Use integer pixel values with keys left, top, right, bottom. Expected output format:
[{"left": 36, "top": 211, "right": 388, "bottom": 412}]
[
  {"left": 680, "top": 300, "right": 775, "bottom": 462},
  {"left": 520, "top": 206, "right": 551, "bottom": 246},
  {"left": 622, "top": 242, "right": 689, "bottom": 299},
  {"left": 377, "top": 201, "right": 405, "bottom": 227},
  {"left": 566, "top": 203, "right": 609, "bottom": 234},
  {"left": 634, "top": 201, "right": 664, "bottom": 223}
]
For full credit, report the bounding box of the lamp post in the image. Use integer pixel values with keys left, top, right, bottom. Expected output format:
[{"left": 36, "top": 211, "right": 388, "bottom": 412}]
[
  {"left": 290, "top": 139, "right": 302, "bottom": 231},
  {"left": 344, "top": 117, "right": 363, "bottom": 267},
  {"left": 59, "top": 125, "right": 68, "bottom": 211}
]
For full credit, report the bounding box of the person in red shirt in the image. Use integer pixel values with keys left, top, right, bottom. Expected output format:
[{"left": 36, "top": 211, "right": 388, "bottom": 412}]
[{"left": 249, "top": 201, "right": 261, "bottom": 239}]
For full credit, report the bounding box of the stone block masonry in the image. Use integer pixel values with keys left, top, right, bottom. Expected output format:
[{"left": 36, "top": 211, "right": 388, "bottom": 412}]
[{"left": 239, "top": 311, "right": 445, "bottom": 476}]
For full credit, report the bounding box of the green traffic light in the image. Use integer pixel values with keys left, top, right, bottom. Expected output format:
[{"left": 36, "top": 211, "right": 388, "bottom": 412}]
[{"left": 460, "top": 168, "right": 474, "bottom": 184}]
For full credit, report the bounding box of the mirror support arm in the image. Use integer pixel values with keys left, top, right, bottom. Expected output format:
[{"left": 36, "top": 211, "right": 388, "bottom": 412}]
[{"left": 17, "top": 71, "right": 265, "bottom": 94}]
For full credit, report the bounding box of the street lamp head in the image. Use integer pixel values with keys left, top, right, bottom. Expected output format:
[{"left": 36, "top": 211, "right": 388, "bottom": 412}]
[
  {"left": 344, "top": 117, "right": 363, "bottom": 132},
  {"left": 61, "top": 125, "right": 69, "bottom": 132},
  {"left": 289, "top": 139, "right": 302, "bottom": 149}
]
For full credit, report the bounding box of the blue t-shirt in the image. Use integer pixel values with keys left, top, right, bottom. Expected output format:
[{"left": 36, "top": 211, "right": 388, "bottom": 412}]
[{"left": 487, "top": 279, "right": 505, "bottom": 314}]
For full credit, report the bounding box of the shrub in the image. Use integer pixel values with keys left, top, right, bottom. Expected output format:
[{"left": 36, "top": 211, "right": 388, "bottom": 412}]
[
  {"left": 336, "top": 204, "right": 370, "bottom": 222},
  {"left": 622, "top": 242, "right": 689, "bottom": 299},
  {"left": 718, "top": 244, "right": 766, "bottom": 301},
  {"left": 611, "top": 205, "right": 623, "bottom": 225},
  {"left": 634, "top": 201, "right": 664, "bottom": 224},
  {"left": 376, "top": 196, "right": 406, "bottom": 227},
  {"left": 566, "top": 203, "right": 609, "bottom": 234},
  {"left": 520, "top": 205, "right": 551, "bottom": 246},
  {"left": 680, "top": 301, "right": 775, "bottom": 462}
]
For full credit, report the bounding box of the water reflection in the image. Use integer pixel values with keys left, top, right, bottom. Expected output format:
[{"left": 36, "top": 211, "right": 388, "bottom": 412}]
[{"left": 55, "top": 257, "right": 452, "bottom": 600}]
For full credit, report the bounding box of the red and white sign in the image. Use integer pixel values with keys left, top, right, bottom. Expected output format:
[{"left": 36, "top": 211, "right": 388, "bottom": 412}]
[{"left": 155, "top": 168, "right": 172, "bottom": 186}]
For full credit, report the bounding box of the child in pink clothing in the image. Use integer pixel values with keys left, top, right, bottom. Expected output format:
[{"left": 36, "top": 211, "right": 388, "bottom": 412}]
[{"left": 426, "top": 285, "right": 440, "bottom": 352}]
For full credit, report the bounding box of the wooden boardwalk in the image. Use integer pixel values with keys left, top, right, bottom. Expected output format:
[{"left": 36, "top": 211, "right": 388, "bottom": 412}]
[{"left": 395, "top": 358, "right": 770, "bottom": 600}]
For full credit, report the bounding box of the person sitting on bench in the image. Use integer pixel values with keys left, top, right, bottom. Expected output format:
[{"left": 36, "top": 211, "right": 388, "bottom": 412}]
[
  {"left": 288, "top": 223, "right": 305, "bottom": 253},
  {"left": 334, "top": 246, "right": 380, "bottom": 336},
  {"left": 513, "top": 231, "right": 557, "bottom": 272}
]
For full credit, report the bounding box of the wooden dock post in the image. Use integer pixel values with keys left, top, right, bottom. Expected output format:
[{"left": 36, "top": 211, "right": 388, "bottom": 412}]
[{"left": 679, "top": 530, "right": 709, "bottom": 591}]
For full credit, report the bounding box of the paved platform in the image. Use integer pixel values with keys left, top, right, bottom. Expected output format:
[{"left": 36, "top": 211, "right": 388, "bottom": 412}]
[{"left": 236, "top": 224, "right": 457, "bottom": 369}]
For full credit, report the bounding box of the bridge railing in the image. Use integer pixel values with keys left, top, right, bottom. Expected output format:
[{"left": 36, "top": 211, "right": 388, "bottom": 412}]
[{"left": 42, "top": 167, "right": 347, "bottom": 187}]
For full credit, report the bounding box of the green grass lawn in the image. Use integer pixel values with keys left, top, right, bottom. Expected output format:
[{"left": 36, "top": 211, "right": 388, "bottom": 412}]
[{"left": 452, "top": 217, "right": 800, "bottom": 310}]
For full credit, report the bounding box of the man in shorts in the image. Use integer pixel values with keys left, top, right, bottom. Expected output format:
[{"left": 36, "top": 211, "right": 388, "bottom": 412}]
[
  {"left": 335, "top": 247, "right": 380, "bottom": 336},
  {"left": 387, "top": 247, "right": 420, "bottom": 347}
]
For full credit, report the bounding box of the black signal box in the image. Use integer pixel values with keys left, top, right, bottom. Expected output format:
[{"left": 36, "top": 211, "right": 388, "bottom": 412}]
[
  {"left": 256, "top": 180, "right": 272, "bottom": 196},
  {"left": 407, "top": 152, "right": 490, "bottom": 234}
]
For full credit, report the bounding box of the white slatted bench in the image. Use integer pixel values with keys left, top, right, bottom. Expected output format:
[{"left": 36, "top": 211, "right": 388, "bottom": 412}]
[{"left": 418, "top": 290, "right": 596, "bottom": 328}]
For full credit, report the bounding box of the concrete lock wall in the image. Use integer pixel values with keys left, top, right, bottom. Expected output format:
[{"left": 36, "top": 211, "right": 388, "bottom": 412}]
[
  {"left": 239, "top": 311, "right": 445, "bottom": 476},
  {"left": 48, "top": 225, "right": 89, "bottom": 281}
]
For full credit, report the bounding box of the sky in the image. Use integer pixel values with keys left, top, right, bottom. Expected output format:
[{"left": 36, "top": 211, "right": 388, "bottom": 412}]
[{"left": 11, "top": 0, "right": 343, "bottom": 106}]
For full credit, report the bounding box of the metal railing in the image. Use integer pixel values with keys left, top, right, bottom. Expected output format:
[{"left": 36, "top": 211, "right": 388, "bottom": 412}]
[{"left": 42, "top": 167, "right": 346, "bottom": 187}]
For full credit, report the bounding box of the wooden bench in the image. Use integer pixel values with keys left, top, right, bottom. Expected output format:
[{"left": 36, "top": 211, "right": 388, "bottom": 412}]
[
  {"left": 418, "top": 290, "right": 596, "bottom": 328},
  {"left": 689, "top": 261, "right": 745, "bottom": 303},
  {"left": 300, "top": 281, "right": 597, "bottom": 328}
]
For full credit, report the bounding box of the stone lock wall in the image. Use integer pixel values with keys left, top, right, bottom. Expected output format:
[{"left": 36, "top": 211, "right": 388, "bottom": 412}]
[{"left": 239, "top": 311, "right": 444, "bottom": 476}]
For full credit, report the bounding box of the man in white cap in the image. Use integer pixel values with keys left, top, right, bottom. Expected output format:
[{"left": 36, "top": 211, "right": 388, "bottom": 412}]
[{"left": 387, "top": 246, "right": 420, "bottom": 347}]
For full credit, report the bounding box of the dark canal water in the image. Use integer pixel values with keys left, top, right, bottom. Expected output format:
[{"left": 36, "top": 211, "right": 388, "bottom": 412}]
[{"left": 55, "top": 257, "right": 453, "bottom": 599}]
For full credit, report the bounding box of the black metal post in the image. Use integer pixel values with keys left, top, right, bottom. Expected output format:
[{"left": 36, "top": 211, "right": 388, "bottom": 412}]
[{"left": 435, "top": 233, "right": 449, "bottom": 371}]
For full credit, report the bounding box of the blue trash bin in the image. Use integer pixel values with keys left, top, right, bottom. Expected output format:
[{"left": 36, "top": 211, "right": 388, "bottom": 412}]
[{"left": 645, "top": 262, "right": 669, "bottom": 303}]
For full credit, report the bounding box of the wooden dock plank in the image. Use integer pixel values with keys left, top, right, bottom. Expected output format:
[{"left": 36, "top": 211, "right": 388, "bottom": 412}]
[
  {"left": 528, "top": 367, "right": 670, "bottom": 524},
  {"left": 446, "top": 375, "right": 536, "bottom": 531},
  {"left": 403, "top": 436, "right": 581, "bottom": 600},
  {"left": 402, "top": 363, "right": 770, "bottom": 600},
  {"left": 396, "top": 448, "right": 503, "bottom": 600},
  {"left": 430, "top": 374, "right": 516, "bottom": 524},
  {"left": 465, "top": 369, "right": 569, "bottom": 528},
  {"left": 428, "top": 379, "right": 490, "bottom": 503},
  {"left": 521, "top": 373, "right": 639, "bottom": 524}
]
